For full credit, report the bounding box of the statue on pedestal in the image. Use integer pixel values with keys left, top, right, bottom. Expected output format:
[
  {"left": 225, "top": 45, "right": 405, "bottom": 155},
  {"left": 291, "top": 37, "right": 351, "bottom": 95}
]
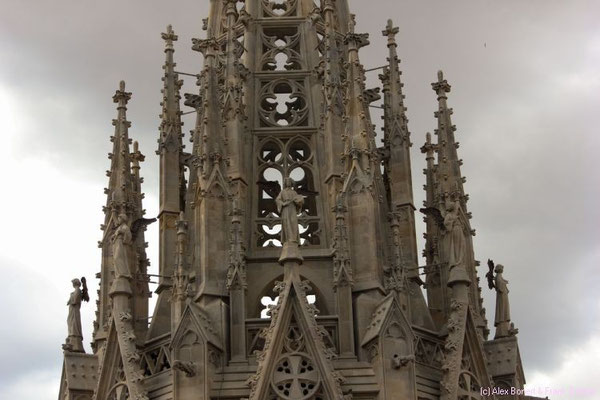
[
  {"left": 112, "top": 213, "right": 132, "bottom": 279},
  {"left": 487, "top": 260, "right": 517, "bottom": 338},
  {"left": 63, "top": 277, "right": 89, "bottom": 352},
  {"left": 443, "top": 194, "right": 468, "bottom": 284},
  {"left": 276, "top": 178, "right": 304, "bottom": 263}
]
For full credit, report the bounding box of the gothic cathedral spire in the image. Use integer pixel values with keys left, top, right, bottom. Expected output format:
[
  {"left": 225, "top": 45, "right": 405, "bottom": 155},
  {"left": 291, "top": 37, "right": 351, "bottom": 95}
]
[
  {"left": 62, "top": 2, "right": 535, "bottom": 400},
  {"left": 149, "top": 24, "right": 186, "bottom": 339}
]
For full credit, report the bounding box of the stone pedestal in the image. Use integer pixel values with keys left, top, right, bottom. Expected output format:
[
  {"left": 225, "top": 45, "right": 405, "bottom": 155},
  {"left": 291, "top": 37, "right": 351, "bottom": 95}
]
[{"left": 278, "top": 242, "right": 303, "bottom": 265}]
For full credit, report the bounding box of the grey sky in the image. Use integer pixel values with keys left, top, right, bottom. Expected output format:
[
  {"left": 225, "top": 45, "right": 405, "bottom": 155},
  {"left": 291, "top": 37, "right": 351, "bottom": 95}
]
[{"left": 0, "top": 0, "right": 598, "bottom": 398}]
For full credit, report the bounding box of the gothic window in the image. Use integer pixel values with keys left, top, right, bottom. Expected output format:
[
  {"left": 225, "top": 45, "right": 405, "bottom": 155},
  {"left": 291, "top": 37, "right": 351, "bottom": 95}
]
[
  {"left": 269, "top": 320, "right": 322, "bottom": 400},
  {"left": 262, "top": 0, "right": 298, "bottom": 18},
  {"left": 256, "top": 137, "right": 320, "bottom": 247},
  {"left": 107, "top": 360, "right": 128, "bottom": 400},
  {"left": 458, "top": 371, "right": 482, "bottom": 400},
  {"left": 261, "top": 294, "right": 317, "bottom": 318},
  {"left": 140, "top": 344, "right": 171, "bottom": 377},
  {"left": 107, "top": 383, "right": 129, "bottom": 400},
  {"left": 259, "top": 79, "right": 309, "bottom": 127},
  {"left": 261, "top": 27, "right": 303, "bottom": 71}
]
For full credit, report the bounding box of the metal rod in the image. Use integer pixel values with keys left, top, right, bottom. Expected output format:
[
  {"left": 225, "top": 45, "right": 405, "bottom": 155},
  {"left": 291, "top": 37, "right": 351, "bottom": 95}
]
[
  {"left": 369, "top": 105, "right": 384, "bottom": 110},
  {"left": 174, "top": 70, "right": 200, "bottom": 78},
  {"left": 138, "top": 273, "right": 173, "bottom": 278},
  {"left": 364, "top": 65, "right": 387, "bottom": 73},
  {"left": 182, "top": 110, "right": 196, "bottom": 115}
]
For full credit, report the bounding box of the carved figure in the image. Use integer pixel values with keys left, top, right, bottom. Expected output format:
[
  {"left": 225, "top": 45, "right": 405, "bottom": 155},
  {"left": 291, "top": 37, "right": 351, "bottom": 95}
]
[
  {"left": 173, "top": 360, "right": 197, "bottom": 377},
  {"left": 64, "top": 278, "right": 88, "bottom": 352},
  {"left": 443, "top": 195, "right": 466, "bottom": 273},
  {"left": 493, "top": 263, "right": 512, "bottom": 338},
  {"left": 392, "top": 354, "right": 415, "bottom": 369},
  {"left": 131, "top": 217, "right": 157, "bottom": 240},
  {"left": 276, "top": 178, "right": 304, "bottom": 246},
  {"left": 112, "top": 213, "right": 132, "bottom": 279}
]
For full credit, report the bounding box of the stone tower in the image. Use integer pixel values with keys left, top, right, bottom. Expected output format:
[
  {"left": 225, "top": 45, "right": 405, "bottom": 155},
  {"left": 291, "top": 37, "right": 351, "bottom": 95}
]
[{"left": 58, "top": 1, "right": 542, "bottom": 399}]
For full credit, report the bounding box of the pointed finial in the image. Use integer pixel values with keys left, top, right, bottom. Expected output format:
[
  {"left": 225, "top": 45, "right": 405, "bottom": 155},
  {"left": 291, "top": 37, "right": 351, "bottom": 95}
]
[
  {"left": 344, "top": 15, "right": 369, "bottom": 49},
  {"left": 348, "top": 14, "right": 356, "bottom": 34},
  {"left": 432, "top": 70, "right": 451, "bottom": 94},
  {"left": 162, "top": 24, "right": 178, "bottom": 51},
  {"left": 113, "top": 80, "right": 132, "bottom": 105},
  {"left": 225, "top": 0, "right": 238, "bottom": 17},
  {"left": 131, "top": 140, "right": 145, "bottom": 168},
  {"left": 421, "top": 132, "right": 437, "bottom": 158},
  {"left": 382, "top": 19, "right": 399, "bottom": 46}
]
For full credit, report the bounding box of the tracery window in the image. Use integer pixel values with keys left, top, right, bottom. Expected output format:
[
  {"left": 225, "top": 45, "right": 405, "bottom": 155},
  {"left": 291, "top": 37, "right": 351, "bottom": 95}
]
[
  {"left": 256, "top": 137, "right": 320, "bottom": 248},
  {"left": 259, "top": 79, "right": 309, "bottom": 127},
  {"left": 107, "top": 361, "right": 128, "bottom": 400},
  {"left": 261, "top": 26, "right": 303, "bottom": 71},
  {"left": 262, "top": 0, "right": 298, "bottom": 18},
  {"left": 268, "top": 319, "right": 324, "bottom": 400},
  {"left": 458, "top": 371, "right": 482, "bottom": 400},
  {"left": 261, "top": 294, "right": 317, "bottom": 318}
]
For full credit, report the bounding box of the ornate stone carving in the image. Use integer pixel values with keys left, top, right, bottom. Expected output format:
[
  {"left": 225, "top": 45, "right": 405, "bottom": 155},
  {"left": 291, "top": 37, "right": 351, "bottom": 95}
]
[
  {"left": 443, "top": 194, "right": 469, "bottom": 284},
  {"left": 277, "top": 178, "right": 305, "bottom": 263},
  {"left": 63, "top": 278, "right": 89, "bottom": 353},
  {"left": 487, "top": 260, "right": 517, "bottom": 339},
  {"left": 61, "top": 4, "right": 538, "bottom": 400},
  {"left": 172, "top": 360, "right": 196, "bottom": 377},
  {"left": 258, "top": 79, "right": 309, "bottom": 127},
  {"left": 112, "top": 213, "right": 132, "bottom": 279},
  {"left": 262, "top": 0, "right": 298, "bottom": 18}
]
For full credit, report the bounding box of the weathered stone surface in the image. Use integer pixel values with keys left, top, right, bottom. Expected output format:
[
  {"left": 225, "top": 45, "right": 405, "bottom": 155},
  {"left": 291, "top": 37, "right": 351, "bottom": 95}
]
[{"left": 57, "top": 1, "right": 537, "bottom": 399}]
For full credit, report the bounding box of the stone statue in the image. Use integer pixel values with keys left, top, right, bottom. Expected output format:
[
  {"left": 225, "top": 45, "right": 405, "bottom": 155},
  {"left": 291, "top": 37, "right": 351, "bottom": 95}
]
[
  {"left": 63, "top": 278, "right": 89, "bottom": 352},
  {"left": 443, "top": 195, "right": 468, "bottom": 283},
  {"left": 276, "top": 178, "right": 304, "bottom": 246},
  {"left": 276, "top": 178, "right": 304, "bottom": 262},
  {"left": 488, "top": 260, "right": 514, "bottom": 338},
  {"left": 112, "top": 213, "right": 132, "bottom": 279}
]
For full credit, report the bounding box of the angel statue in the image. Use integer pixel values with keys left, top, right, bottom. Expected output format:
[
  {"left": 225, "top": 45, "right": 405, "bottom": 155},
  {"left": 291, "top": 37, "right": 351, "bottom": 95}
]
[
  {"left": 112, "top": 213, "right": 132, "bottom": 279},
  {"left": 276, "top": 178, "right": 305, "bottom": 262},
  {"left": 487, "top": 260, "right": 515, "bottom": 338},
  {"left": 419, "top": 192, "right": 468, "bottom": 284},
  {"left": 443, "top": 195, "right": 466, "bottom": 274},
  {"left": 63, "top": 277, "right": 89, "bottom": 352}
]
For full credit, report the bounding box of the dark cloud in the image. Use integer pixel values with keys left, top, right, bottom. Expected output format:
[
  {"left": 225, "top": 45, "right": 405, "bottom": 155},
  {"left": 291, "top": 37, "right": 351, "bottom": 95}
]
[{"left": 0, "top": 0, "right": 598, "bottom": 397}]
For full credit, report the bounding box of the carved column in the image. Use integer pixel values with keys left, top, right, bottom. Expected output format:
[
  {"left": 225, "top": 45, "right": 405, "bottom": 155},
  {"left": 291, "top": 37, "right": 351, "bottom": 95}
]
[
  {"left": 332, "top": 197, "right": 355, "bottom": 358},
  {"left": 227, "top": 201, "right": 248, "bottom": 364},
  {"left": 440, "top": 268, "right": 470, "bottom": 400}
]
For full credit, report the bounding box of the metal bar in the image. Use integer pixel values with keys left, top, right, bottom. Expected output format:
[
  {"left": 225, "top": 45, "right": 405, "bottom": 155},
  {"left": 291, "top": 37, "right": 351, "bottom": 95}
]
[
  {"left": 140, "top": 273, "right": 170, "bottom": 278},
  {"left": 364, "top": 65, "right": 387, "bottom": 73},
  {"left": 174, "top": 70, "right": 201, "bottom": 78}
]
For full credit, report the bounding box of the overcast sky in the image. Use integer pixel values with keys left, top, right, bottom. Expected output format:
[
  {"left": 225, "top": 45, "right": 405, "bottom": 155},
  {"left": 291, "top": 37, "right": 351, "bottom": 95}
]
[{"left": 0, "top": 0, "right": 598, "bottom": 399}]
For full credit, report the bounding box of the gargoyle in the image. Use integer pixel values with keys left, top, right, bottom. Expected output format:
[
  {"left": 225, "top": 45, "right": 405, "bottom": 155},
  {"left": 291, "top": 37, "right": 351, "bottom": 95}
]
[
  {"left": 392, "top": 354, "right": 415, "bottom": 369},
  {"left": 173, "top": 360, "right": 197, "bottom": 377},
  {"left": 131, "top": 217, "right": 157, "bottom": 240},
  {"left": 419, "top": 207, "right": 445, "bottom": 230}
]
